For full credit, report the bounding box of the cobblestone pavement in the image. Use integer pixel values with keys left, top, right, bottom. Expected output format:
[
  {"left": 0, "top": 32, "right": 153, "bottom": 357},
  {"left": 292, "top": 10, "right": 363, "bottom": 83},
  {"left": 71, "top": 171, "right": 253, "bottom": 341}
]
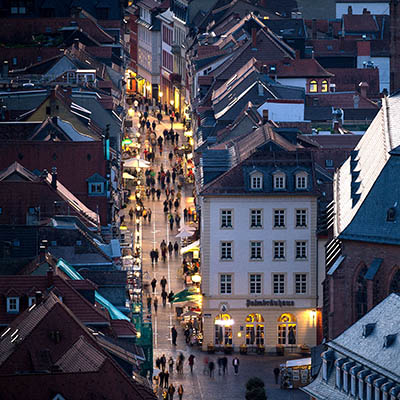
[{"left": 123, "top": 109, "right": 308, "bottom": 400}]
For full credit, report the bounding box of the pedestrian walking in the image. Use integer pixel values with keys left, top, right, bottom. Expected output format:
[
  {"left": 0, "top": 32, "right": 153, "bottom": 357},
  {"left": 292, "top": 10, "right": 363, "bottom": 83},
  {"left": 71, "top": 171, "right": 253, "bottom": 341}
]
[
  {"left": 154, "top": 249, "right": 159, "bottom": 263},
  {"left": 171, "top": 326, "right": 177, "bottom": 346},
  {"left": 178, "top": 384, "right": 184, "bottom": 400},
  {"left": 175, "top": 132, "right": 179, "bottom": 144},
  {"left": 274, "top": 366, "right": 280, "bottom": 384},
  {"left": 178, "top": 353, "right": 185, "bottom": 375},
  {"left": 152, "top": 120, "right": 156, "bottom": 131},
  {"left": 168, "top": 384, "right": 175, "bottom": 399},
  {"left": 222, "top": 356, "right": 228, "bottom": 375},
  {"left": 217, "top": 357, "right": 223, "bottom": 375},
  {"left": 174, "top": 241, "right": 179, "bottom": 254},
  {"left": 168, "top": 151, "right": 173, "bottom": 164},
  {"left": 164, "top": 370, "right": 169, "bottom": 388},
  {"left": 175, "top": 213, "right": 181, "bottom": 229},
  {"left": 159, "top": 371, "right": 165, "bottom": 388},
  {"left": 161, "top": 354, "right": 166, "bottom": 371},
  {"left": 162, "top": 247, "right": 167, "bottom": 262},
  {"left": 168, "top": 356, "right": 174, "bottom": 373},
  {"left": 208, "top": 360, "right": 215, "bottom": 377},
  {"left": 232, "top": 357, "right": 240, "bottom": 375},
  {"left": 156, "top": 357, "right": 161, "bottom": 369},
  {"left": 129, "top": 208, "right": 134, "bottom": 221},
  {"left": 183, "top": 208, "right": 188, "bottom": 222},
  {"left": 168, "top": 290, "right": 174, "bottom": 305},
  {"left": 156, "top": 188, "right": 161, "bottom": 200},
  {"left": 160, "top": 276, "right": 167, "bottom": 291},
  {"left": 168, "top": 241, "right": 173, "bottom": 255},
  {"left": 161, "top": 290, "right": 167, "bottom": 307},
  {"left": 150, "top": 250, "right": 155, "bottom": 265},
  {"left": 146, "top": 296, "right": 151, "bottom": 313},
  {"left": 148, "top": 208, "right": 152, "bottom": 223},
  {"left": 184, "top": 327, "right": 190, "bottom": 344},
  {"left": 188, "top": 354, "right": 195, "bottom": 374},
  {"left": 202, "top": 356, "right": 209, "bottom": 375},
  {"left": 151, "top": 278, "right": 157, "bottom": 293},
  {"left": 153, "top": 297, "right": 158, "bottom": 314}
]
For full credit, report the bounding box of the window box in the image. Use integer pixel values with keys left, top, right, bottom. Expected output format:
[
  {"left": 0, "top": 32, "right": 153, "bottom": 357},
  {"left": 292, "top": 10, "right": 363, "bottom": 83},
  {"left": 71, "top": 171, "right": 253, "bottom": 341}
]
[{"left": 256, "top": 344, "right": 265, "bottom": 354}]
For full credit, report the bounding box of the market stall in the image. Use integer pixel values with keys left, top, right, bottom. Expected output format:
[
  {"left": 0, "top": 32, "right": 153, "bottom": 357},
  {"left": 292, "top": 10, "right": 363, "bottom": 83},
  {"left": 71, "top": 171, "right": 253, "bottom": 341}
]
[{"left": 280, "top": 358, "right": 311, "bottom": 389}]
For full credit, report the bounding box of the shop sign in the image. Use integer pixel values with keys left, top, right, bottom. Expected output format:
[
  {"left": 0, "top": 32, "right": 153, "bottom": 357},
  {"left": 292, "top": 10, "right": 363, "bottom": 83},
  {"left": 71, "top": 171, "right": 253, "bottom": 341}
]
[{"left": 246, "top": 299, "right": 295, "bottom": 307}]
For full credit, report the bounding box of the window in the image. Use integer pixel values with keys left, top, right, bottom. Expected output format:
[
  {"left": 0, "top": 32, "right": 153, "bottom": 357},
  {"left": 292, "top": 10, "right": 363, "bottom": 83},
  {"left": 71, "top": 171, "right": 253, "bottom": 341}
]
[
  {"left": 296, "top": 209, "right": 307, "bottom": 227},
  {"left": 273, "top": 173, "right": 286, "bottom": 190},
  {"left": 273, "top": 274, "right": 285, "bottom": 294},
  {"left": 356, "top": 266, "right": 368, "bottom": 319},
  {"left": 296, "top": 241, "right": 307, "bottom": 259},
  {"left": 325, "top": 159, "right": 334, "bottom": 168},
  {"left": 250, "top": 172, "right": 263, "bottom": 189},
  {"left": 246, "top": 313, "right": 264, "bottom": 345},
  {"left": 250, "top": 209, "right": 263, "bottom": 228},
  {"left": 28, "top": 296, "right": 36, "bottom": 307},
  {"left": 215, "top": 314, "right": 233, "bottom": 345},
  {"left": 309, "top": 80, "right": 318, "bottom": 93},
  {"left": 295, "top": 274, "right": 307, "bottom": 294},
  {"left": 321, "top": 80, "right": 328, "bottom": 92},
  {"left": 220, "top": 242, "right": 232, "bottom": 260},
  {"left": 296, "top": 173, "right": 308, "bottom": 190},
  {"left": 274, "top": 209, "right": 285, "bottom": 228},
  {"left": 89, "top": 182, "right": 104, "bottom": 194},
  {"left": 7, "top": 297, "right": 19, "bottom": 313},
  {"left": 273, "top": 241, "right": 285, "bottom": 260},
  {"left": 278, "top": 313, "right": 296, "bottom": 345},
  {"left": 220, "top": 274, "right": 232, "bottom": 294},
  {"left": 249, "top": 274, "right": 262, "bottom": 294},
  {"left": 250, "top": 241, "right": 263, "bottom": 260},
  {"left": 220, "top": 209, "right": 232, "bottom": 228}
]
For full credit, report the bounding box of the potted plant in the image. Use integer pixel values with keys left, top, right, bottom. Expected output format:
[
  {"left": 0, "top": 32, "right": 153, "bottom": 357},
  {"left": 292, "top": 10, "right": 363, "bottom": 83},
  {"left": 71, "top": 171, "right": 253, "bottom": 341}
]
[
  {"left": 245, "top": 377, "right": 267, "bottom": 400},
  {"left": 256, "top": 344, "right": 265, "bottom": 354},
  {"left": 240, "top": 343, "right": 248, "bottom": 355}
]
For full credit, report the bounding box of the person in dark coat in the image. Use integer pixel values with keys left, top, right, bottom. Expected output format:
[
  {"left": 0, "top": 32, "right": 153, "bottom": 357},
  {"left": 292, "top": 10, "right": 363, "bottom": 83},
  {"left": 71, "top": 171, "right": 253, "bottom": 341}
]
[
  {"left": 208, "top": 360, "right": 215, "bottom": 377},
  {"left": 222, "top": 356, "right": 228, "bottom": 375},
  {"left": 153, "top": 297, "right": 158, "bottom": 314},
  {"left": 168, "top": 290, "right": 174, "bottom": 304},
  {"left": 168, "top": 383, "right": 175, "bottom": 399},
  {"left": 152, "top": 120, "right": 156, "bottom": 131},
  {"left": 188, "top": 354, "right": 195, "bottom": 374},
  {"left": 232, "top": 357, "right": 240, "bottom": 375},
  {"left": 171, "top": 326, "right": 178, "bottom": 345},
  {"left": 159, "top": 370, "right": 165, "bottom": 388},
  {"left": 174, "top": 241, "right": 179, "bottom": 254},
  {"left": 160, "top": 276, "right": 167, "bottom": 291},
  {"left": 151, "top": 278, "right": 157, "bottom": 293},
  {"left": 164, "top": 370, "right": 170, "bottom": 388},
  {"left": 274, "top": 367, "right": 280, "bottom": 384},
  {"left": 161, "top": 290, "right": 168, "bottom": 306}
]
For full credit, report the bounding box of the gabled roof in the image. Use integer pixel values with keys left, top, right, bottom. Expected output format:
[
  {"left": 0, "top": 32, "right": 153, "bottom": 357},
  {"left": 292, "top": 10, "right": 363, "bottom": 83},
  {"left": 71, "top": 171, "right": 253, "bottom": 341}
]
[
  {"left": 343, "top": 13, "right": 379, "bottom": 33},
  {"left": 334, "top": 96, "right": 400, "bottom": 238},
  {"left": 306, "top": 91, "right": 378, "bottom": 109}
]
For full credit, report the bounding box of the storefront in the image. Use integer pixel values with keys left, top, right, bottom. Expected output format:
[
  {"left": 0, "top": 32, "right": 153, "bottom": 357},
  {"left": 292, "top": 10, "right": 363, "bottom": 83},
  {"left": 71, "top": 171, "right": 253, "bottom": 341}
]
[{"left": 202, "top": 301, "right": 317, "bottom": 352}]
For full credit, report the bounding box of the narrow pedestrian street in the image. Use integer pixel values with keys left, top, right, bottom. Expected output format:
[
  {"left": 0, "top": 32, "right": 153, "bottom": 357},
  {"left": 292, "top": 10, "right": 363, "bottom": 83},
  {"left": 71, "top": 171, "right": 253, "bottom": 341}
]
[{"left": 121, "top": 108, "right": 307, "bottom": 400}]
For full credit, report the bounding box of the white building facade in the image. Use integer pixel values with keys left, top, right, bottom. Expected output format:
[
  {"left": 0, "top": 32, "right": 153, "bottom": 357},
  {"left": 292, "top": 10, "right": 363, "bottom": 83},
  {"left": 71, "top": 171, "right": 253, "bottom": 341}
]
[{"left": 199, "top": 154, "right": 320, "bottom": 352}]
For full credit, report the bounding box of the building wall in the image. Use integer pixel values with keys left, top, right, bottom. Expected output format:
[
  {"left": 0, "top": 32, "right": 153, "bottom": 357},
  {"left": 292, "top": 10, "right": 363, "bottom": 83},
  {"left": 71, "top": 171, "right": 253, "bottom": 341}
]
[
  {"left": 277, "top": 77, "right": 307, "bottom": 90},
  {"left": 356, "top": 56, "right": 389, "bottom": 92},
  {"left": 325, "top": 240, "right": 400, "bottom": 340},
  {"left": 201, "top": 195, "right": 318, "bottom": 350},
  {"left": 257, "top": 102, "right": 305, "bottom": 122}
]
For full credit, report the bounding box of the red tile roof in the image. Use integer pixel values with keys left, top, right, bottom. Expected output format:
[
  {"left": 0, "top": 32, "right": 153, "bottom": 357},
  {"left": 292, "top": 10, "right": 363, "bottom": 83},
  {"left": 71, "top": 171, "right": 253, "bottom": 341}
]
[
  {"left": 343, "top": 14, "right": 379, "bottom": 33},
  {"left": 111, "top": 320, "right": 137, "bottom": 338},
  {"left": 306, "top": 92, "right": 379, "bottom": 109}
]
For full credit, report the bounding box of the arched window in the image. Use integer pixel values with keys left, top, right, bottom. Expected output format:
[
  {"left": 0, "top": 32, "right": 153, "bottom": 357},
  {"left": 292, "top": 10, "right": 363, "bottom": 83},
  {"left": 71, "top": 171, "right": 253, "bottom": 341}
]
[
  {"left": 309, "top": 80, "right": 318, "bottom": 93},
  {"left": 321, "top": 80, "right": 328, "bottom": 92},
  {"left": 277, "top": 313, "right": 296, "bottom": 345},
  {"left": 389, "top": 270, "right": 400, "bottom": 294},
  {"left": 245, "top": 313, "right": 265, "bottom": 345},
  {"left": 356, "top": 266, "right": 368, "bottom": 319},
  {"left": 214, "top": 313, "right": 233, "bottom": 345}
]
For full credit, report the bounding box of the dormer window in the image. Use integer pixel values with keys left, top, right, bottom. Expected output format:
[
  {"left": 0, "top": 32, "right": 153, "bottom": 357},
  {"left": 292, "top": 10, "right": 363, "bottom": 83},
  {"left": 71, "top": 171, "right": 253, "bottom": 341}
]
[
  {"left": 309, "top": 80, "right": 318, "bottom": 93},
  {"left": 7, "top": 297, "right": 19, "bottom": 313},
  {"left": 321, "top": 80, "right": 328, "bottom": 92},
  {"left": 296, "top": 172, "right": 308, "bottom": 190},
  {"left": 250, "top": 172, "right": 263, "bottom": 190},
  {"left": 387, "top": 208, "right": 396, "bottom": 222},
  {"left": 87, "top": 173, "right": 107, "bottom": 197},
  {"left": 273, "top": 172, "right": 286, "bottom": 190}
]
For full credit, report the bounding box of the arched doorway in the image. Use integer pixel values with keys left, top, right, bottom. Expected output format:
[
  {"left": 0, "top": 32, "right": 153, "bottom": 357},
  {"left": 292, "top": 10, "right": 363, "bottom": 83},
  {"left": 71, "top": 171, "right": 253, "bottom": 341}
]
[
  {"left": 214, "top": 313, "right": 233, "bottom": 345},
  {"left": 245, "top": 313, "right": 264, "bottom": 345},
  {"left": 277, "top": 313, "right": 297, "bottom": 345}
]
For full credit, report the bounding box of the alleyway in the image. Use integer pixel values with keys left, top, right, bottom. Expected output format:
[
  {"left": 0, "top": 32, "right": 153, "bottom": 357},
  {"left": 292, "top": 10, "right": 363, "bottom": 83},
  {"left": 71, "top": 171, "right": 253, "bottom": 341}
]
[{"left": 122, "top": 108, "right": 308, "bottom": 400}]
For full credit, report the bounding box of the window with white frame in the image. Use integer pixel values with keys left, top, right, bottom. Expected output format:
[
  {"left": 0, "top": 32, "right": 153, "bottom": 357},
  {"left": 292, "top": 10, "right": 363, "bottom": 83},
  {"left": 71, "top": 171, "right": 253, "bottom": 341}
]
[
  {"left": 7, "top": 297, "right": 19, "bottom": 313},
  {"left": 274, "top": 209, "right": 285, "bottom": 228},
  {"left": 250, "top": 241, "right": 263, "bottom": 260},
  {"left": 220, "top": 241, "right": 232, "bottom": 260},
  {"left": 295, "top": 274, "right": 307, "bottom": 294},
  {"left": 296, "top": 209, "right": 307, "bottom": 227},
  {"left": 250, "top": 209, "right": 263, "bottom": 228},
  {"left": 220, "top": 209, "right": 233, "bottom": 228},
  {"left": 220, "top": 274, "right": 232, "bottom": 294},
  {"left": 273, "top": 241, "right": 285, "bottom": 259},
  {"left": 296, "top": 172, "right": 308, "bottom": 190},
  {"left": 296, "top": 241, "right": 307, "bottom": 259},
  {"left": 273, "top": 172, "right": 286, "bottom": 190},
  {"left": 249, "top": 274, "right": 262, "bottom": 294},
  {"left": 250, "top": 172, "right": 263, "bottom": 190},
  {"left": 273, "top": 274, "right": 285, "bottom": 294}
]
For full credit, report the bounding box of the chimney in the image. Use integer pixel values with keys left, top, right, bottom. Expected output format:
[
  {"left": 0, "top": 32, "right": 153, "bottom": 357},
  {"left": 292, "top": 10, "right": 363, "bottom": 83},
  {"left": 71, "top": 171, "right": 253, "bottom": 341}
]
[
  {"left": 2, "top": 61, "right": 8, "bottom": 78},
  {"left": 47, "top": 267, "right": 54, "bottom": 287},
  {"left": 262, "top": 109, "right": 269, "bottom": 123},
  {"left": 353, "top": 93, "right": 360, "bottom": 108},
  {"left": 312, "top": 19, "right": 317, "bottom": 40},
  {"left": 363, "top": 8, "right": 370, "bottom": 15},
  {"left": 39, "top": 245, "right": 46, "bottom": 263},
  {"left": 359, "top": 81, "right": 369, "bottom": 97},
  {"left": 348, "top": 5, "right": 352, "bottom": 15},
  {"left": 333, "top": 120, "right": 340, "bottom": 132},
  {"left": 357, "top": 40, "right": 370, "bottom": 57},
  {"left": 251, "top": 28, "right": 257, "bottom": 48},
  {"left": 51, "top": 167, "right": 57, "bottom": 189},
  {"left": 35, "top": 291, "right": 43, "bottom": 305}
]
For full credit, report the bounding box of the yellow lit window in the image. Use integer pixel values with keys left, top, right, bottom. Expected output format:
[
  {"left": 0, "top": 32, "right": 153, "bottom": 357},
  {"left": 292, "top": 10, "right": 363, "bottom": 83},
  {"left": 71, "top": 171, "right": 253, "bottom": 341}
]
[
  {"left": 321, "top": 80, "right": 328, "bottom": 92},
  {"left": 309, "top": 80, "right": 318, "bottom": 93}
]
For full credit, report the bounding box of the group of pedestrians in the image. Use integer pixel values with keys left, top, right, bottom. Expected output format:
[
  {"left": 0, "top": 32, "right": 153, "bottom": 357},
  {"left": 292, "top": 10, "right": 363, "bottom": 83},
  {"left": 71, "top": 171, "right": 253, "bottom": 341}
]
[
  {"left": 155, "top": 354, "right": 186, "bottom": 399},
  {"left": 202, "top": 356, "right": 240, "bottom": 377},
  {"left": 149, "top": 276, "right": 175, "bottom": 310}
]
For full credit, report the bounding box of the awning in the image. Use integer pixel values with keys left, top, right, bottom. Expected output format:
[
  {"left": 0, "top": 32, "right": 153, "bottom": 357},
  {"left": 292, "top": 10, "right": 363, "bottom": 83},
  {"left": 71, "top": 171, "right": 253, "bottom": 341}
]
[
  {"left": 180, "top": 240, "right": 200, "bottom": 255},
  {"left": 172, "top": 288, "right": 201, "bottom": 303},
  {"left": 123, "top": 172, "right": 135, "bottom": 180},
  {"left": 124, "top": 158, "right": 150, "bottom": 168}
]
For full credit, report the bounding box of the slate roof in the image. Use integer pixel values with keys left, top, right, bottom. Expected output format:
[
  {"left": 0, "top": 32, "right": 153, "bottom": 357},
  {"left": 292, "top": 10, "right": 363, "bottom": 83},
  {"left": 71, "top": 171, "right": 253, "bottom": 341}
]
[{"left": 334, "top": 96, "right": 400, "bottom": 239}]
